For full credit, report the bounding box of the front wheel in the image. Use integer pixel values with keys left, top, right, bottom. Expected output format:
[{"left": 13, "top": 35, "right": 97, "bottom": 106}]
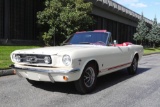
[
  {"left": 127, "top": 56, "right": 138, "bottom": 75},
  {"left": 74, "top": 63, "right": 97, "bottom": 94}
]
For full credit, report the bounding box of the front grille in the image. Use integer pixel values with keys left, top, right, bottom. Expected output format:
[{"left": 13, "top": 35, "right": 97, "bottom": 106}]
[{"left": 16, "top": 54, "right": 52, "bottom": 64}]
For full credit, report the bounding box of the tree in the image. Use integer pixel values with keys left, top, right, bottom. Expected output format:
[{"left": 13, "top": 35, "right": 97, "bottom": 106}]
[
  {"left": 146, "top": 17, "right": 160, "bottom": 48},
  {"left": 37, "top": 0, "right": 94, "bottom": 45},
  {"left": 133, "top": 13, "right": 148, "bottom": 45}
]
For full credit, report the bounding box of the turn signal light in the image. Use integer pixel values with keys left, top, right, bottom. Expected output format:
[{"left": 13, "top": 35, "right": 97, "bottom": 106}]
[{"left": 63, "top": 76, "right": 68, "bottom": 81}]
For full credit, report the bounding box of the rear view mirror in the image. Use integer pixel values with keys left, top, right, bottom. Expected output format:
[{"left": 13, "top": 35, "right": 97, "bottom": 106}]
[{"left": 113, "top": 40, "right": 117, "bottom": 46}]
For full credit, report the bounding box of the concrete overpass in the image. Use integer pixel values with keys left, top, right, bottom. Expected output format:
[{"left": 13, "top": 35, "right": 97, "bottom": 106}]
[
  {"left": 87, "top": 0, "right": 152, "bottom": 43},
  {"left": 89, "top": 0, "right": 152, "bottom": 26}
]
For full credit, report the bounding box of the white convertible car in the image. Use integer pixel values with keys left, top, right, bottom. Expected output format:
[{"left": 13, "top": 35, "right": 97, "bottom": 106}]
[{"left": 10, "top": 30, "right": 143, "bottom": 94}]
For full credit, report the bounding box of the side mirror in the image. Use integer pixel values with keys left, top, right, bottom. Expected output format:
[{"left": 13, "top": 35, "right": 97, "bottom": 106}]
[{"left": 113, "top": 40, "right": 117, "bottom": 46}]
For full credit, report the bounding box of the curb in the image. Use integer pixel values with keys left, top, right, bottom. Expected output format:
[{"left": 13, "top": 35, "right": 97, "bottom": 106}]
[
  {"left": 0, "top": 69, "right": 15, "bottom": 76},
  {"left": 143, "top": 52, "right": 160, "bottom": 56}
]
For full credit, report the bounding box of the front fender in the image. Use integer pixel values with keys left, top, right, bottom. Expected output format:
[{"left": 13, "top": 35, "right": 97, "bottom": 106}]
[{"left": 74, "top": 58, "right": 99, "bottom": 80}]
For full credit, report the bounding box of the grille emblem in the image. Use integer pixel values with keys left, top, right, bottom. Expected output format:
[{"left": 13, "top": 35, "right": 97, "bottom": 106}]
[{"left": 26, "top": 56, "right": 37, "bottom": 63}]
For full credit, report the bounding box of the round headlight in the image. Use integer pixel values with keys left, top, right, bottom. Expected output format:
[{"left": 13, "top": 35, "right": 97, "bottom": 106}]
[
  {"left": 44, "top": 56, "right": 51, "bottom": 64},
  {"left": 15, "top": 55, "right": 21, "bottom": 62},
  {"left": 62, "top": 55, "right": 72, "bottom": 66},
  {"left": 12, "top": 54, "right": 16, "bottom": 62}
]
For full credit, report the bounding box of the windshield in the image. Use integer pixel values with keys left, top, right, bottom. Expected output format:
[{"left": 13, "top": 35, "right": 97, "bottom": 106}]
[{"left": 66, "top": 32, "right": 108, "bottom": 45}]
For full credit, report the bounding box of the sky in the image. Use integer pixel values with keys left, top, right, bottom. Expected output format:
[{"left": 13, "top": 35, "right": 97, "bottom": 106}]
[{"left": 113, "top": 0, "right": 160, "bottom": 23}]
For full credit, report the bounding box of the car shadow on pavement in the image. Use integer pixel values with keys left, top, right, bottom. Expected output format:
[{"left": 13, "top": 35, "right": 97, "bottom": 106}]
[
  {"left": 32, "top": 67, "right": 150, "bottom": 94},
  {"left": 32, "top": 81, "right": 78, "bottom": 94},
  {"left": 93, "top": 67, "right": 150, "bottom": 93}
]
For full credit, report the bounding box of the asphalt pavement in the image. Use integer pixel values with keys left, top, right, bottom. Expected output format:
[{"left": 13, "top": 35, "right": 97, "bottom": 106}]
[{"left": 1, "top": 54, "right": 160, "bottom": 107}]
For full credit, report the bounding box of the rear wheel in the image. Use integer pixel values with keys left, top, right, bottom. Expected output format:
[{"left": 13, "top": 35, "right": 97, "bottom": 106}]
[
  {"left": 128, "top": 56, "right": 138, "bottom": 75},
  {"left": 75, "top": 63, "right": 97, "bottom": 94}
]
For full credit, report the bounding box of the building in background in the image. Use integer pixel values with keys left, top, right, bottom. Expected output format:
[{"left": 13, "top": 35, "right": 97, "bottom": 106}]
[
  {"left": 0, "top": 0, "right": 153, "bottom": 45},
  {"left": 0, "top": 0, "right": 44, "bottom": 45}
]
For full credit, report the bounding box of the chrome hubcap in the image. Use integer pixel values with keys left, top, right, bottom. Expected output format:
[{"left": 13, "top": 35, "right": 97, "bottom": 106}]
[{"left": 84, "top": 67, "right": 95, "bottom": 88}]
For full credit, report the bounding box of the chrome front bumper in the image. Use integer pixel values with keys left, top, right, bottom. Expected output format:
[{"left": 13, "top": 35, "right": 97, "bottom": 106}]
[{"left": 12, "top": 65, "right": 81, "bottom": 82}]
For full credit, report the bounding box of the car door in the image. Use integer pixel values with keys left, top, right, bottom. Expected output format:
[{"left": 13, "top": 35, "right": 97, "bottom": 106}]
[{"left": 99, "top": 45, "right": 131, "bottom": 76}]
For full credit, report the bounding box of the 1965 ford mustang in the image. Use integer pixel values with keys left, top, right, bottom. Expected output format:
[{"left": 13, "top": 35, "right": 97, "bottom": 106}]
[{"left": 10, "top": 30, "right": 143, "bottom": 94}]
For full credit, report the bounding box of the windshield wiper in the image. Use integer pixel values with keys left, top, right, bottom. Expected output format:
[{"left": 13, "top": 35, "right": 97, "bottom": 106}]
[{"left": 79, "top": 42, "right": 91, "bottom": 44}]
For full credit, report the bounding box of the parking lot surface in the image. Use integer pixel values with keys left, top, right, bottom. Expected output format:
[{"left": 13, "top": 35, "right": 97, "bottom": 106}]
[{"left": 1, "top": 54, "right": 160, "bottom": 107}]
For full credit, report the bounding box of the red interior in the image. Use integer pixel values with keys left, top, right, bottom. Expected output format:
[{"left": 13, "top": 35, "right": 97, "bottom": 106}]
[{"left": 113, "top": 42, "right": 132, "bottom": 46}]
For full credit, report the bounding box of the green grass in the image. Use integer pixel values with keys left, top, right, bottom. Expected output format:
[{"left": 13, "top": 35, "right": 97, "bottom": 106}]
[
  {"left": 144, "top": 48, "right": 160, "bottom": 55},
  {"left": 0, "top": 46, "right": 39, "bottom": 69}
]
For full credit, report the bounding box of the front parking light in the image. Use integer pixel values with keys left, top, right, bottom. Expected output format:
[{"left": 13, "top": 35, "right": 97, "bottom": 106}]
[{"left": 44, "top": 56, "right": 51, "bottom": 64}]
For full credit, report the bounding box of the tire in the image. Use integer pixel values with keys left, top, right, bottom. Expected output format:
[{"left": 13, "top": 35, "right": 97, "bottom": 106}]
[
  {"left": 128, "top": 56, "right": 138, "bottom": 75},
  {"left": 74, "top": 63, "right": 97, "bottom": 94},
  {"left": 26, "top": 78, "right": 41, "bottom": 85}
]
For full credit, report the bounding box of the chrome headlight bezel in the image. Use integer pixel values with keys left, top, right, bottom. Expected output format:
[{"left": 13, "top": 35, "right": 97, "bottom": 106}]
[
  {"left": 62, "top": 55, "right": 72, "bottom": 66},
  {"left": 12, "top": 54, "right": 21, "bottom": 62}
]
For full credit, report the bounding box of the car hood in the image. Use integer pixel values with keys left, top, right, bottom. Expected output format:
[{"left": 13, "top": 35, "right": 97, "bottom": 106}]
[{"left": 13, "top": 45, "right": 103, "bottom": 55}]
